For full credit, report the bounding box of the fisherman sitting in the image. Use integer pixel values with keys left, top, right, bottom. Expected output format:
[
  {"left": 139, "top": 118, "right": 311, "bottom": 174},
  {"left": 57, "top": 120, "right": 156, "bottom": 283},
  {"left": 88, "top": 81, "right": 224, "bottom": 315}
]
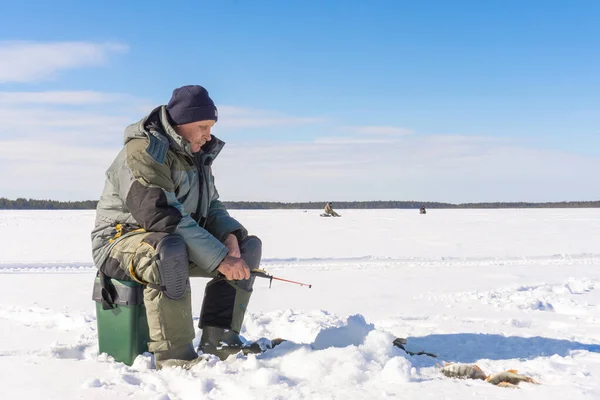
[{"left": 324, "top": 202, "right": 341, "bottom": 217}]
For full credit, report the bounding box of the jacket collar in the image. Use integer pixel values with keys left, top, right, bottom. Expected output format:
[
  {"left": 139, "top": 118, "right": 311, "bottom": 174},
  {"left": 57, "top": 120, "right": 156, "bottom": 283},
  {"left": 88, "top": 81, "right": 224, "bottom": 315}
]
[
  {"left": 125, "top": 105, "right": 225, "bottom": 159},
  {"left": 158, "top": 106, "right": 225, "bottom": 159}
]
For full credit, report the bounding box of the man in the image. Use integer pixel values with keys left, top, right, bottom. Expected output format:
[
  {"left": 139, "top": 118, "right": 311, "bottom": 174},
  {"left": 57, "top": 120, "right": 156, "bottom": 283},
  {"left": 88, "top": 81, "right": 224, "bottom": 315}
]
[
  {"left": 91, "top": 85, "right": 263, "bottom": 369},
  {"left": 323, "top": 202, "right": 341, "bottom": 217}
]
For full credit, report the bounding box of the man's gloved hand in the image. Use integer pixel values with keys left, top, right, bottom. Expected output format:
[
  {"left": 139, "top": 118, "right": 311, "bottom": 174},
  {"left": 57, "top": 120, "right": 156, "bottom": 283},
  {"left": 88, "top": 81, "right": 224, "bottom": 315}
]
[{"left": 217, "top": 255, "right": 250, "bottom": 280}]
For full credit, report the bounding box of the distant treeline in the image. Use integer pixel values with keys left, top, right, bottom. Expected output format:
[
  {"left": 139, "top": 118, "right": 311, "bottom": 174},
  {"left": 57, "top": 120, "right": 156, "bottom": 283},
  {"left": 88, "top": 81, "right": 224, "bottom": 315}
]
[
  {"left": 0, "top": 198, "right": 98, "bottom": 210},
  {"left": 1, "top": 197, "right": 599, "bottom": 210}
]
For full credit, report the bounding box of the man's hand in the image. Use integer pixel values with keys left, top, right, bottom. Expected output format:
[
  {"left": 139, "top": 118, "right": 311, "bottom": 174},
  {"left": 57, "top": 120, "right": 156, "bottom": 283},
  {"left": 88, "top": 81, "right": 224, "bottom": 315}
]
[
  {"left": 217, "top": 255, "right": 250, "bottom": 280},
  {"left": 223, "top": 233, "right": 241, "bottom": 258}
]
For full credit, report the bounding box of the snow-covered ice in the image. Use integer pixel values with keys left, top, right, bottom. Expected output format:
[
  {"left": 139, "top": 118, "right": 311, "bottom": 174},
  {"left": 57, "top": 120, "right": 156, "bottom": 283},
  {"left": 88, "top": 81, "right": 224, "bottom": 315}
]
[{"left": 0, "top": 208, "right": 599, "bottom": 399}]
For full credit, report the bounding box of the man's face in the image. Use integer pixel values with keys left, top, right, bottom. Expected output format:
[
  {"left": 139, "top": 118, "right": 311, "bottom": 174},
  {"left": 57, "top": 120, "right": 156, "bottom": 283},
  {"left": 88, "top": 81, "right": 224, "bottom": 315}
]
[{"left": 174, "top": 120, "right": 216, "bottom": 153}]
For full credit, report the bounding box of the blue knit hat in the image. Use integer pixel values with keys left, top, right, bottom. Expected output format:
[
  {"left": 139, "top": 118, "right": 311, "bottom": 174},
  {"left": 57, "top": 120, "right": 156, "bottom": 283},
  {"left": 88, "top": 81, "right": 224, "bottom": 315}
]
[{"left": 166, "top": 85, "right": 218, "bottom": 125}]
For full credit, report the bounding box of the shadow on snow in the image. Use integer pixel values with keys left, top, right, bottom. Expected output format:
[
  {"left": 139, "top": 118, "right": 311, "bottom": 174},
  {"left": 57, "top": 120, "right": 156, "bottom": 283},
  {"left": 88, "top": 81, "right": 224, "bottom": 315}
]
[{"left": 405, "top": 333, "right": 600, "bottom": 363}]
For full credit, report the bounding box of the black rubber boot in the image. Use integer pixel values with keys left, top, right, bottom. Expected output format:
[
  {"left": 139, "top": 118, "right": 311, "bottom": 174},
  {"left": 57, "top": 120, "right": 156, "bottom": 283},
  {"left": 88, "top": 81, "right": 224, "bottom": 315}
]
[
  {"left": 199, "top": 236, "right": 262, "bottom": 332},
  {"left": 198, "top": 326, "right": 263, "bottom": 360}
]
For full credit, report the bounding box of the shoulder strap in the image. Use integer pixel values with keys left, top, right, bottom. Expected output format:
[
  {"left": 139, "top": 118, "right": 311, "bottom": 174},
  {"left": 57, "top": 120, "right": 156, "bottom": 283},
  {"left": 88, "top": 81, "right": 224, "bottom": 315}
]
[{"left": 98, "top": 271, "right": 116, "bottom": 310}]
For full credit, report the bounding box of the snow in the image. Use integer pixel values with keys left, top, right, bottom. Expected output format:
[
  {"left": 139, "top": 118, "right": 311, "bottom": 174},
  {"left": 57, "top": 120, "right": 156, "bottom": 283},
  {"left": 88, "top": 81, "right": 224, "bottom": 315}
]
[{"left": 0, "top": 208, "right": 599, "bottom": 399}]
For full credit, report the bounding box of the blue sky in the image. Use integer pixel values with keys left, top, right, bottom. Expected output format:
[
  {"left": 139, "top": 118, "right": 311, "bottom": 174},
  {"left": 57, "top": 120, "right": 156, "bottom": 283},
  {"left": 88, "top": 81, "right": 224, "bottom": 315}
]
[{"left": 0, "top": 0, "right": 598, "bottom": 202}]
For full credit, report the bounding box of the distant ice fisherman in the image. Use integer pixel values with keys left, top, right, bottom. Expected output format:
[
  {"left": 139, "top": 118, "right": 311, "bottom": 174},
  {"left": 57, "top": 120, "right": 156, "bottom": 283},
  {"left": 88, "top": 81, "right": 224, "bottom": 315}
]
[{"left": 321, "top": 202, "right": 341, "bottom": 217}]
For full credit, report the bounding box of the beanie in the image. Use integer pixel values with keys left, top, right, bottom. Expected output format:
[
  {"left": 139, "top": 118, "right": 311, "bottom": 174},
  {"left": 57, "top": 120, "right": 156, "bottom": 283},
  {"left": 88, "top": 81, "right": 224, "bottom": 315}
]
[{"left": 166, "top": 85, "right": 218, "bottom": 125}]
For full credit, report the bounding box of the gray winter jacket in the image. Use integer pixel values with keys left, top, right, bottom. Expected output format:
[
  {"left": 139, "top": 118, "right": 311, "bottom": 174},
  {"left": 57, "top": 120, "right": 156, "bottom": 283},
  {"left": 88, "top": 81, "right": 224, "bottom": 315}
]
[{"left": 91, "top": 106, "right": 246, "bottom": 275}]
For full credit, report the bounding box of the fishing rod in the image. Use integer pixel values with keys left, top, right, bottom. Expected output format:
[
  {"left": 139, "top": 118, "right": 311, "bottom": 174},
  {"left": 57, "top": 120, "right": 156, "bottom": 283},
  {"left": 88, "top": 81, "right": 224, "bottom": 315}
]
[{"left": 252, "top": 269, "right": 312, "bottom": 289}]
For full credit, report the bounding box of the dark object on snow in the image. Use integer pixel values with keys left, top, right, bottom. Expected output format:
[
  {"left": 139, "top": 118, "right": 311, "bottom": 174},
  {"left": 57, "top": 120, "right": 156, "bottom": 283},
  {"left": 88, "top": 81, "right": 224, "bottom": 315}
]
[
  {"left": 393, "top": 337, "right": 437, "bottom": 358},
  {"left": 420, "top": 205, "right": 427, "bottom": 214}
]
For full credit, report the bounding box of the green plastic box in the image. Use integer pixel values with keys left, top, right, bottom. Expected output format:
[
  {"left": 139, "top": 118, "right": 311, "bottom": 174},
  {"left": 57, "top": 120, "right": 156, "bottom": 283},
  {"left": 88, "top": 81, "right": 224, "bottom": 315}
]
[{"left": 92, "top": 276, "right": 150, "bottom": 366}]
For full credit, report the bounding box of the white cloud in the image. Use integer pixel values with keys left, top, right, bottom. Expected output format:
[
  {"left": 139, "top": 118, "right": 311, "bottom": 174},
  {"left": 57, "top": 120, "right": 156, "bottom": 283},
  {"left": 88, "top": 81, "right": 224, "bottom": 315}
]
[
  {"left": 0, "top": 91, "right": 135, "bottom": 105},
  {"left": 0, "top": 41, "right": 128, "bottom": 83},
  {"left": 1, "top": 90, "right": 597, "bottom": 203},
  {"left": 0, "top": 140, "right": 120, "bottom": 201},
  {"left": 2, "top": 133, "right": 599, "bottom": 202},
  {"left": 217, "top": 105, "right": 324, "bottom": 128},
  {"left": 316, "top": 125, "right": 413, "bottom": 145},
  {"left": 0, "top": 90, "right": 144, "bottom": 201},
  {"left": 211, "top": 136, "right": 600, "bottom": 203},
  {"left": 343, "top": 126, "right": 413, "bottom": 135},
  {"left": 314, "top": 137, "right": 396, "bottom": 145},
  {"left": 0, "top": 140, "right": 117, "bottom": 164},
  {"left": 0, "top": 93, "right": 328, "bottom": 200},
  {"left": 0, "top": 90, "right": 152, "bottom": 145}
]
